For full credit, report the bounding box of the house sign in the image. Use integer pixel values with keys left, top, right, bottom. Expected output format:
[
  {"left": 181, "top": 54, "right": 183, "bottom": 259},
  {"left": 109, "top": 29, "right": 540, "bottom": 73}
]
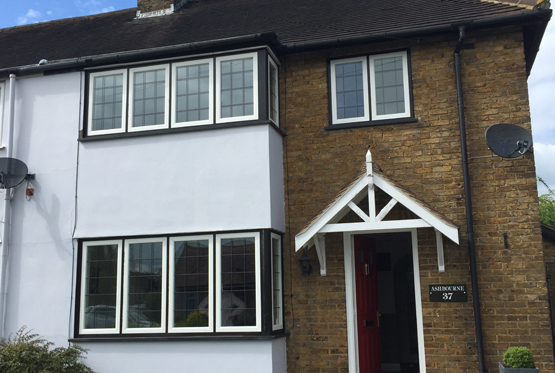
[{"left": 429, "top": 284, "right": 467, "bottom": 302}]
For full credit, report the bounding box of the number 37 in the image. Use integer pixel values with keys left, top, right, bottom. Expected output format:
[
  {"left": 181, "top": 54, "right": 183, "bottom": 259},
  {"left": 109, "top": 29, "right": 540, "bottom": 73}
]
[{"left": 442, "top": 292, "right": 453, "bottom": 300}]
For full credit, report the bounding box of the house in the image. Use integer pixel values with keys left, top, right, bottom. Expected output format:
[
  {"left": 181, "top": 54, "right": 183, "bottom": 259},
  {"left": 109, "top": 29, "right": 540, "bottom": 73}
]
[{"left": 0, "top": 0, "right": 553, "bottom": 371}]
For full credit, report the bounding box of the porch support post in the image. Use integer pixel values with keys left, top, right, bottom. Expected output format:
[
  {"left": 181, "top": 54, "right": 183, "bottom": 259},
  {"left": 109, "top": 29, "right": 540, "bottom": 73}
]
[{"left": 366, "top": 150, "right": 376, "bottom": 221}]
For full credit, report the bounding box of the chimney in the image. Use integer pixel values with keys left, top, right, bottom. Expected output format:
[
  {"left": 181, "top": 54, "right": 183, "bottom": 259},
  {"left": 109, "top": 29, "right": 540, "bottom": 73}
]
[{"left": 136, "top": 0, "right": 187, "bottom": 17}]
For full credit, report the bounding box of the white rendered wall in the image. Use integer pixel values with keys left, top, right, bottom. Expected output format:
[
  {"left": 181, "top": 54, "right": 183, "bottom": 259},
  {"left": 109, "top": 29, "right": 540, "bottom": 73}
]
[
  {"left": 1, "top": 73, "right": 81, "bottom": 346},
  {"left": 79, "top": 338, "right": 286, "bottom": 373},
  {"left": 74, "top": 124, "right": 284, "bottom": 238}
]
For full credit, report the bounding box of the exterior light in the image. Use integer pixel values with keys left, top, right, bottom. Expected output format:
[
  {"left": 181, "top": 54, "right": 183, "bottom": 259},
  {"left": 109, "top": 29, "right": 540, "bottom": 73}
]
[{"left": 298, "top": 250, "right": 312, "bottom": 276}]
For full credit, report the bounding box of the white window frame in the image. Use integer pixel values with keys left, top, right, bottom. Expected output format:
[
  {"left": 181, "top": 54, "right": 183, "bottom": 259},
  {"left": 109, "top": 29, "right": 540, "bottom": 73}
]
[
  {"left": 369, "top": 51, "right": 411, "bottom": 121},
  {"left": 87, "top": 70, "right": 128, "bottom": 136},
  {"left": 0, "top": 81, "right": 4, "bottom": 146},
  {"left": 168, "top": 235, "right": 214, "bottom": 333},
  {"left": 128, "top": 64, "right": 170, "bottom": 132},
  {"left": 122, "top": 237, "right": 167, "bottom": 334},
  {"left": 79, "top": 240, "right": 123, "bottom": 335},
  {"left": 271, "top": 233, "right": 283, "bottom": 331},
  {"left": 330, "top": 57, "right": 370, "bottom": 125},
  {"left": 171, "top": 59, "right": 214, "bottom": 128},
  {"left": 268, "top": 58, "right": 279, "bottom": 127},
  {"left": 215, "top": 52, "right": 259, "bottom": 124},
  {"left": 215, "top": 232, "right": 261, "bottom": 333}
]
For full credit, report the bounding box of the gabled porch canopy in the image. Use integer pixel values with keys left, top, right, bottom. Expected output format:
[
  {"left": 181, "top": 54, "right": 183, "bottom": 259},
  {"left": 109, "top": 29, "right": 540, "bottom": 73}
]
[{"left": 295, "top": 151, "right": 459, "bottom": 275}]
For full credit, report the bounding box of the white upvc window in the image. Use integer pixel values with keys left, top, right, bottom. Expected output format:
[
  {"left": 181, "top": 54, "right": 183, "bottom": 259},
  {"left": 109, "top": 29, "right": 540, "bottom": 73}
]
[
  {"left": 0, "top": 81, "right": 4, "bottom": 146},
  {"left": 168, "top": 235, "right": 214, "bottom": 333},
  {"left": 369, "top": 51, "right": 411, "bottom": 121},
  {"left": 79, "top": 240, "right": 123, "bottom": 335},
  {"left": 330, "top": 51, "right": 411, "bottom": 125},
  {"left": 216, "top": 52, "right": 259, "bottom": 124},
  {"left": 122, "top": 237, "right": 167, "bottom": 334},
  {"left": 171, "top": 59, "right": 214, "bottom": 128},
  {"left": 268, "top": 58, "right": 279, "bottom": 126},
  {"left": 215, "top": 232, "right": 261, "bottom": 332},
  {"left": 87, "top": 70, "right": 127, "bottom": 136},
  {"left": 128, "top": 64, "right": 170, "bottom": 132},
  {"left": 271, "top": 233, "right": 283, "bottom": 331}
]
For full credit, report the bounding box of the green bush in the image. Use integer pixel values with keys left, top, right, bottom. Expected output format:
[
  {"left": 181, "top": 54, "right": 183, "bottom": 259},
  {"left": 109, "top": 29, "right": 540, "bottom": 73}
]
[
  {"left": 0, "top": 327, "right": 94, "bottom": 373},
  {"left": 502, "top": 346, "right": 535, "bottom": 369}
]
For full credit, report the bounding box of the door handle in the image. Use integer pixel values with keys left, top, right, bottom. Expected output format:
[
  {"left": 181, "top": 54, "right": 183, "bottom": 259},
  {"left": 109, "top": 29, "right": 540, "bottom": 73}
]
[{"left": 365, "top": 263, "right": 369, "bottom": 275}]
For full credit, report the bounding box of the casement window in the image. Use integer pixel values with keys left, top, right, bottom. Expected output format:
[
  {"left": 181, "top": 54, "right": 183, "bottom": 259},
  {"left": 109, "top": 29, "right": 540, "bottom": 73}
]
[
  {"left": 77, "top": 230, "right": 283, "bottom": 337},
  {"left": 86, "top": 50, "right": 279, "bottom": 137},
  {"left": 330, "top": 51, "right": 411, "bottom": 125},
  {"left": 0, "top": 81, "right": 4, "bottom": 145}
]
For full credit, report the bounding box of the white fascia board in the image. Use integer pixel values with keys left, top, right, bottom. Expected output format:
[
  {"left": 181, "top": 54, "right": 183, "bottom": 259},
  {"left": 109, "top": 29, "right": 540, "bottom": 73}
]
[
  {"left": 295, "top": 175, "right": 367, "bottom": 251},
  {"left": 373, "top": 175, "right": 459, "bottom": 244}
]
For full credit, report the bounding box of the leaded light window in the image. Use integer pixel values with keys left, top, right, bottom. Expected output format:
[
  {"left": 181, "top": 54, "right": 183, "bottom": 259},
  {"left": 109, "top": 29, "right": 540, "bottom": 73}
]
[
  {"left": 216, "top": 52, "right": 258, "bottom": 123},
  {"left": 271, "top": 233, "right": 283, "bottom": 330},
  {"left": 128, "top": 65, "right": 170, "bottom": 132},
  {"left": 269, "top": 59, "right": 279, "bottom": 125},
  {"left": 330, "top": 51, "right": 411, "bottom": 125},
  {"left": 172, "top": 60, "right": 213, "bottom": 127},
  {"left": 0, "top": 82, "right": 4, "bottom": 145},
  {"left": 88, "top": 70, "right": 127, "bottom": 135}
]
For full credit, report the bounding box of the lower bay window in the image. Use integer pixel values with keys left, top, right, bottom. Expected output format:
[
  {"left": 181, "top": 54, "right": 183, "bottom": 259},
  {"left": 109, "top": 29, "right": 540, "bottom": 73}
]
[{"left": 77, "top": 230, "right": 282, "bottom": 337}]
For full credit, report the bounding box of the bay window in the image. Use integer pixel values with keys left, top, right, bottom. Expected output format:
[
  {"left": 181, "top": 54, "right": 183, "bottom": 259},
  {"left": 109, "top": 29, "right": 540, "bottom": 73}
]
[
  {"left": 76, "top": 230, "right": 282, "bottom": 337},
  {"left": 86, "top": 50, "right": 278, "bottom": 137}
]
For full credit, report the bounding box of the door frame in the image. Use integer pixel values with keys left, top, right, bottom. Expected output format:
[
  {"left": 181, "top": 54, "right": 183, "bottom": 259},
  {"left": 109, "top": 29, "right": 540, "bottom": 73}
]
[{"left": 343, "top": 228, "right": 426, "bottom": 373}]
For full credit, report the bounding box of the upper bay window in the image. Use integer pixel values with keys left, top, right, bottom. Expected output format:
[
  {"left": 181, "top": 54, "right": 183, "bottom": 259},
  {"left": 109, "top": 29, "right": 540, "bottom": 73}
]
[
  {"left": 86, "top": 50, "right": 279, "bottom": 137},
  {"left": 330, "top": 51, "right": 411, "bottom": 126},
  {"left": 76, "top": 230, "right": 283, "bottom": 337}
]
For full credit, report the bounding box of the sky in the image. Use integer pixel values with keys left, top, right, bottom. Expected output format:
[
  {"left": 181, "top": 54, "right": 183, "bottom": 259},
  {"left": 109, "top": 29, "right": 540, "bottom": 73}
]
[{"left": 0, "top": 1, "right": 553, "bottom": 194}]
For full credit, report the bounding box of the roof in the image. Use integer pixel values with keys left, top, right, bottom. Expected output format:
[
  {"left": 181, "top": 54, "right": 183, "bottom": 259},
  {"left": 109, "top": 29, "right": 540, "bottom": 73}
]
[{"left": 0, "top": 0, "right": 551, "bottom": 74}]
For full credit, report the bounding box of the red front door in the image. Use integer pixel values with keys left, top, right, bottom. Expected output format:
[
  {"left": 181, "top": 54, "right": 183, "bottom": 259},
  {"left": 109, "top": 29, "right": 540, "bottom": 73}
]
[{"left": 354, "top": 235, "right": 381, "bottom": 373}]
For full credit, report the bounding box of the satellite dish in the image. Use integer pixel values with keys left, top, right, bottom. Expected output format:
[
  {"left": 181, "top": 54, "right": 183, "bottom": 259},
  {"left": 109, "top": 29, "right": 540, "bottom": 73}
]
[
  {"left": 0, "top": 158, "right": 29, "bottom": 189},
  {"left": 485, "top": 123, "right": 532, "bottom": 158}
]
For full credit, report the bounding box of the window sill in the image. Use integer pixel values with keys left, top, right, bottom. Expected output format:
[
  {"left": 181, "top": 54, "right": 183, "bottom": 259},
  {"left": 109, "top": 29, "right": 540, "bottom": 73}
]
[
  {"left": 70, "top": 330, "right": 289, "bottom": 343},
  {"left": 326, "top": 117, "right": 419, "bottom": 131},
  {"left": 80, "top": 120, "right": 286, "bottom": 141}
]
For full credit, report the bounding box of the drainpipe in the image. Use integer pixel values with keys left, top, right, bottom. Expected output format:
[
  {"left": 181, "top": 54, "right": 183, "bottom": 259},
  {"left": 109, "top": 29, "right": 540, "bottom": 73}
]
[
  {"left": 0, "top": 74, "right": 16, "bottom": 339},
  {"left": 454, "top": 27, "right": 486, "bottom": 373}
]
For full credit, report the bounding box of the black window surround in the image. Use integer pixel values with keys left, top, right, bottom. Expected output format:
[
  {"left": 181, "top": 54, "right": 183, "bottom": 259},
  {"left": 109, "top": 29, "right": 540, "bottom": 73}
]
[
  {"left": 327, "top": 49, "right": 415, "bottom": 129},
  {"left": 74, "top": 229, "right": 284, "bottom": 339},
  {"left": 84, "top": 48, "right": 279, "bottom": 139}
]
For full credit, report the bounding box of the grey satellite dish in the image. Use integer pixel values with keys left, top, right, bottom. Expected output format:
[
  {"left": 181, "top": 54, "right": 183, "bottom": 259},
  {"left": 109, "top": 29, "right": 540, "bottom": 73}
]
[
  {"left": 0, "top": 158, "right": 29, "bottom": 189},
  {"left": 485, "top": 123, "right": 532, "bottom": 158}
]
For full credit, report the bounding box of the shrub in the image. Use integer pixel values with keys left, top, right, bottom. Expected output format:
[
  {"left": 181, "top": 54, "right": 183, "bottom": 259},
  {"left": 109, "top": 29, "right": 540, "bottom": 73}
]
[
  {"left": 0, "top": 327, "right": 94, "bottom": 373},
  {"left": 502, "top": 346, "right": 535, "bottom": 369}
]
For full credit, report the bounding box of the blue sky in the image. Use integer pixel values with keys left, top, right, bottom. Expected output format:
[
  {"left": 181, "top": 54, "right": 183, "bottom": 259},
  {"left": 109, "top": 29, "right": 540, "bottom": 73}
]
[{"left": 0, "top": 1, "right": 553, "bottom": 194}]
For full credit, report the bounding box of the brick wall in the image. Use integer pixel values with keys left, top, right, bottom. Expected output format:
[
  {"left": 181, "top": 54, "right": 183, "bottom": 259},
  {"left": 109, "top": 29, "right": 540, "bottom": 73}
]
[{"left": 282, "top": 26, "right": 554, "bottom": 372}]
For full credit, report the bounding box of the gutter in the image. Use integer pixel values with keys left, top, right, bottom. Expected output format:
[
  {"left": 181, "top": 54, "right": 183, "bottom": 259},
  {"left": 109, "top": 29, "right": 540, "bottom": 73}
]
[
  {"left": 0, "top": 74, "right": 16, "bottom": 339},
  {"left": 0, "top": 32, "right": 278, "bottom": 78},
  {"left": 454, "top": 27, "right": 486, "bottom": 373}
]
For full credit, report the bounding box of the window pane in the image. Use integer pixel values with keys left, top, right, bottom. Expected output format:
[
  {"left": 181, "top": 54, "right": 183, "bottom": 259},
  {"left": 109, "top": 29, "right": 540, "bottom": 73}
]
[
  {"left": 373, "top": 56, "right": 405, "bottom": 116},
  {"left": 91, "top": 74, "right": 124, "bottom": 131},
  {"left": 133, "top": 68, "right": 166, "bottom": 127},
  {"left": 272, "top": 237, "right": 283, "bottom": 328},
  {"left": 335, "top": 61, "right": 365, "bottom": 120},
  {"left": 175, "top": 63, "right": 210, "bottom": 123},
  {"left": 173, "top": 240, "right": 210, "bottom": 328},
  {"left": 220, "top": 57, "right": 254, "bottom": 118},
  {"left": 127, "top": 242, "right": 163, "bottom": 328},
  {"left": 219, "top": 237, "right": 256, "bottom": 327},
  {"left": 83, "top": 244, "right": 118, "bottom": 329},
  {"left": 269, "top": 63, "right": 279, "bottom": 123}
]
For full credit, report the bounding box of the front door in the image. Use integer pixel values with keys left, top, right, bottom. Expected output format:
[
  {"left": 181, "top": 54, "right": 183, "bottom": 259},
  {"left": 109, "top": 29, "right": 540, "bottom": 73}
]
[{"left": 354, "top": 235, "right": 381, "bottom": 373}]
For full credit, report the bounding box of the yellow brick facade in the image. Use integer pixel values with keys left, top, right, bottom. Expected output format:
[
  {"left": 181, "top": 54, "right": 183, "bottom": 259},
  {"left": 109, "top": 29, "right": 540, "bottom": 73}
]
[{"left": 281, "top": 26, "right": 554, "bottom": 372}]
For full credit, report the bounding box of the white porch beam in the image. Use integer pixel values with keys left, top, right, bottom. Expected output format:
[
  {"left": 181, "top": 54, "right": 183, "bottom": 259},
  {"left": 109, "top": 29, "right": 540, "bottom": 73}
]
[
  {"left": 313, "top": 234, "right": 326, "bottom": 276},
  {"left": 348, "top": 201, "right": 371, "bottom": 222},
  {"left": 373, "top": 177, "right": 459, "bottom": 244},
  {"left": 319, "top": 219, "right": 431, "bottom": 233},
  {"left": 366, "top": 150, "right": 376, "bottom": 221},
  {"left": 376, "top": 198, "right": 398, "bottom": 222},
  {"left": 436, "top": 229, "right": 445, "bottom": 273}
]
